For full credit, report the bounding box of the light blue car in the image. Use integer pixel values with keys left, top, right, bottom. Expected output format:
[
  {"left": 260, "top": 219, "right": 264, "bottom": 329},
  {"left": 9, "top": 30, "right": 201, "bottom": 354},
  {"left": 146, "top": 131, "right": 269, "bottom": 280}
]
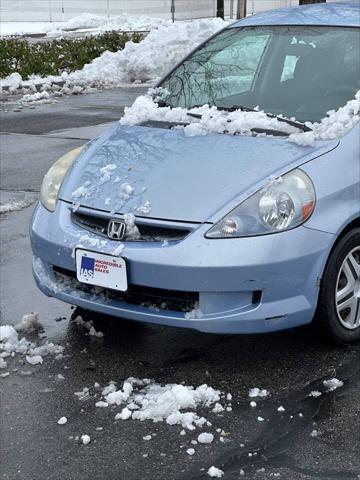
[{"left": 31, "top": 2, "right": 360, "bottom": 343}]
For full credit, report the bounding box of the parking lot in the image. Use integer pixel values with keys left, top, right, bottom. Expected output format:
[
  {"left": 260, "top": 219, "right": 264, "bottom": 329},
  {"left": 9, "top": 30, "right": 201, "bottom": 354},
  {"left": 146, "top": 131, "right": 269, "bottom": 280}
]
[{"left": 1, "top": 89, "right": 359, "bottom": 480}]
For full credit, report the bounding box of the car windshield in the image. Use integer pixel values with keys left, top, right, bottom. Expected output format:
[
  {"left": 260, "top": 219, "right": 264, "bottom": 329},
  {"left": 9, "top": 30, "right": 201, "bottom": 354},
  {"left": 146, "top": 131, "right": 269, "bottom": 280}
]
[{"left": 159, "top": 25, "right": 360, "bottom": 123}]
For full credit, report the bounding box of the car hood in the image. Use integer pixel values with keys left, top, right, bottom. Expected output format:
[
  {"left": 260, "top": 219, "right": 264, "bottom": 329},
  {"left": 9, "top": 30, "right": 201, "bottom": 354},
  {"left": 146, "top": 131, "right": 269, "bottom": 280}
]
[{"left": 60, "top": 123, "right": 338, "bottom": 223}]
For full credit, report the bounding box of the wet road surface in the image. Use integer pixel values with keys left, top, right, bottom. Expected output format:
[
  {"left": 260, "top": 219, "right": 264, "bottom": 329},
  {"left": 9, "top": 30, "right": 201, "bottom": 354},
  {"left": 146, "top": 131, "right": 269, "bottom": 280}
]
[{"left": 0, "top": 89, "right": 359, "bottom": 480}]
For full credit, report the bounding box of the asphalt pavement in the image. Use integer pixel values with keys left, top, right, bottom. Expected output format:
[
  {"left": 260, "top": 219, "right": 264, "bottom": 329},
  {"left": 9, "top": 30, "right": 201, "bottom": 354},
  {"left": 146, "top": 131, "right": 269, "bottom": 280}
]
[{"left": 0, "top": 89, "right": 359, "bottom": 480}]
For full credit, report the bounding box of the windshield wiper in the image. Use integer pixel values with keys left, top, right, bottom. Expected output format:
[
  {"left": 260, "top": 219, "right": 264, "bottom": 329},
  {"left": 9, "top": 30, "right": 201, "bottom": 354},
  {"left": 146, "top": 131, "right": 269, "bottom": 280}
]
[
  {"left": 162, "top": 101, "right": 312, "bottom": 133},
  {"left": 214, "top": 105, "right": 312, "bottom": 132}
]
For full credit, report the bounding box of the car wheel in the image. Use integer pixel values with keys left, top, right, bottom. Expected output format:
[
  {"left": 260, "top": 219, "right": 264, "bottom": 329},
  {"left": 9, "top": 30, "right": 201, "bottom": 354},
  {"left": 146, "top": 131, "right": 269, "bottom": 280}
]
[{"left": 316, "top": 229, "right": 360, "bottom": 344}]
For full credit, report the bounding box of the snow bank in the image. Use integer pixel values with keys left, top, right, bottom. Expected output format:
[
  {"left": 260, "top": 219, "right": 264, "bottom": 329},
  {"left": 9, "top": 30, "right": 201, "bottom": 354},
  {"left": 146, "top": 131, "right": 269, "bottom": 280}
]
[
  {"left": 62, "top": 12, "right": 169, "bottom": 33},
  {"left": 121, "top": 89, "right": 360, "bottom": 143},
  {"left": 95, "top": 377, "right": 231, "bottom": 431},
  {"left": 1, "top": 19, "right": 226, "bottom": 98},
  {"left": 1, "top": 13, "right": 168, "bottom": 38},
  {"left": 66, "top": 18, "right": 226, "bottom": 87}
]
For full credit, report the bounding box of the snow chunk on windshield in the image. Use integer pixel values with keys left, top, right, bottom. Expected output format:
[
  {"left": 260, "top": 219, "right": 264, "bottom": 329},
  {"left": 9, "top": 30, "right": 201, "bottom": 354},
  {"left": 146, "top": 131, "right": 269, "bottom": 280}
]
[
  {"left": 289, "top": 91, "right": 360, "bottom": 146},
  {"left": 121, "top": 90, "right": 360, "bottom": 143}
]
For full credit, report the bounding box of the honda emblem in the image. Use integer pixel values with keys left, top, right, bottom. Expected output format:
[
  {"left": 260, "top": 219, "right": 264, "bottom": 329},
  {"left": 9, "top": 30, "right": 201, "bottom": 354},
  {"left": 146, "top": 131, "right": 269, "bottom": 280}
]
[{"left": 107, "top": 219, "right": 126, "bottom": 240}]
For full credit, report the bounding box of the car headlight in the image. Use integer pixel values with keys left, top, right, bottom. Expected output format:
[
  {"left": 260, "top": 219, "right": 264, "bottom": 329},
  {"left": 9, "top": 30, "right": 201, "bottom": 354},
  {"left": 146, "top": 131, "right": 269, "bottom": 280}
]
[
  {"left": 206, "top": 169, "right": 315, "bottom": 238},
  {"left": 40, "top": 146, "right": 85, "bottom": 212}
]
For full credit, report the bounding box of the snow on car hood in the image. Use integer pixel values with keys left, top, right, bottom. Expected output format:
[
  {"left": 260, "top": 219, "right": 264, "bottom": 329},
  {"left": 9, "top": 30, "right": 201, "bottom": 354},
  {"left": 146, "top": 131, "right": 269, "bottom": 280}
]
[{"left": 59, "top": 123, "right": 337, "bottom": 223}]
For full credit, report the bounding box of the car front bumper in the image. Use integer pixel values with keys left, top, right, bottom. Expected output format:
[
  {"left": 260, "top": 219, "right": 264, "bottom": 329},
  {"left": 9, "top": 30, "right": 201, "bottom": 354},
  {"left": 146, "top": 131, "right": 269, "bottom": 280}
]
[{"left": 30, "top": 201, "right": 336, "bottom": 334}]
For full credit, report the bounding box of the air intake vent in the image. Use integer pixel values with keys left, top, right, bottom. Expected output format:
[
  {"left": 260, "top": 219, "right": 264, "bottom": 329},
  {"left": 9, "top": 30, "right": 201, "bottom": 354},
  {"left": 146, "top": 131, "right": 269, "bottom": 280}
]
[{"left": 72, "top": 211, "right": 191, "bottom": 242}]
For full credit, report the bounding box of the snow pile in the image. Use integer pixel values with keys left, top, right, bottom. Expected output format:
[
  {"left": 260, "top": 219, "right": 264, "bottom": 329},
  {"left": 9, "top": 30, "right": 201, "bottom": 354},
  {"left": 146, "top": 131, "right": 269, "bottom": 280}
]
[
  {"left": 62, "top": 12, "right": 169, "bottom": 33},
  {"left": 67, "top": 18, "right": 225, "bottom": 87},
  {"left": 0, "top": 321, "right": 64, "bottom": 371},
  {"left": 95, "top": 377, "right": 231, "bottom": 431},
  {"left": 0, "top": 199, "right": 35, "bottom": 214},
  {"left": 1, "top": 13, "right": 168, "bottom": 38},
  {"left": 1, "top": 19, "right": 226, "bottom": 97},
  {"left": 121, "top": 90, "right": 360, "bottom": 143}
]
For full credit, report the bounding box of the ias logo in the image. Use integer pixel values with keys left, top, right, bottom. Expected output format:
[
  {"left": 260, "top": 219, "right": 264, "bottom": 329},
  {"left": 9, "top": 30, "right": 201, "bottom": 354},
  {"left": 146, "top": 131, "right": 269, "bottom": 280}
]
[{"left": 80, "top": 256, "right": 95, "bottom": 279}]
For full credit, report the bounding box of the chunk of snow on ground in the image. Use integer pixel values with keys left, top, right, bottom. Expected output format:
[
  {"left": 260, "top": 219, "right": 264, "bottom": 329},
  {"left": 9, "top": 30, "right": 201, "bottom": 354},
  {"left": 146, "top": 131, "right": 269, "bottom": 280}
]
[
  {"left": 0, "top": 199, "right": 35, "bottom": 214},
  {"left": 310, "top": 429, "right": 321, "bottom": 437},
  {"left": 15, "top": 312, "right": 43, "bottom": 334},
  {"left": 250, "top": 401, "right": 257, "bottom": 408},
  {"left": 257, "top": 416, "right": 265, "bottom": 422},
  {"left": 207, "top": 466, "right": 224, "bottom": 478},
  {"left": 98, "top": 377, "right": 228, "bottom": 431},
  {"left": 0, "top": 358, "right": 8, "bottom": 369},
  {"left": 212, "top": 403, "right": 224, "bottom": 413},
  {"left": 323, "top": 378, "right": 344, "bottom": 392},
  {"left": 73, "top": 315, "right": 104, "bottom": 338},
  {"left": 277, "top": 406, "right": 285, "bottom": 412},
  {"left": 57, "top": 417, "right": 67, "bottom": 425},
  {"left": 115, "top": 407, "right": 132, "bottom": 420},
  {"left": 249, "top": 388, "right": 269, "bottom": 398},
  {"left": 81, "top": 435, "right": 91, "bottom": 445},
  {"left": 143, "top": 435, "right": 152, "bottom": 441},
  {"left": 309, "top": 391, "right": 322, "bottom": 398},
  {"left": 186, "top": 448, "right": 195, "bottom": 456},
  {"left": 88, "top": 326, "right": 104, "bottom": 338},
  {"left": 26, "top": 354, "right": 43, "bottom": 365},
  {"left": 198, "top": 432, "right": 214, "bottom": 444},
  {"left": 95, "top": 401, "right": 109, "bottom": 408}
]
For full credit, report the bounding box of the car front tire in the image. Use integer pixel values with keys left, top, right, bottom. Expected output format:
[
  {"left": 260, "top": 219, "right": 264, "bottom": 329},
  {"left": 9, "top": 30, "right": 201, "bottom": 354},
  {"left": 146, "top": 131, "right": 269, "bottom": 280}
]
[{"left": 316, "top": 228, "right": 360, "bottom": 344}]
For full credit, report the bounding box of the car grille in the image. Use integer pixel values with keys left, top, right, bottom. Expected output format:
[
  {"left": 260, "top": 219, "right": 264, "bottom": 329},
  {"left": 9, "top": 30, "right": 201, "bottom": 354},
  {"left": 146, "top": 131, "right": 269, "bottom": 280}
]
[
  {"left": 72, "top": 211, "right": 191, "bottom": 242},
  {"left": 53, "top": 266, "right": 199, "bottom": 313}
]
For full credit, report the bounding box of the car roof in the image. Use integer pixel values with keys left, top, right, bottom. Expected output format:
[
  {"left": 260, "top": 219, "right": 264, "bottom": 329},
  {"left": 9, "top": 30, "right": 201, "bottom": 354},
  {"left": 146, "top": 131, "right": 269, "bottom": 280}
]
[{"left": 229, "top": 2, "right": 360, "bottom": 28}]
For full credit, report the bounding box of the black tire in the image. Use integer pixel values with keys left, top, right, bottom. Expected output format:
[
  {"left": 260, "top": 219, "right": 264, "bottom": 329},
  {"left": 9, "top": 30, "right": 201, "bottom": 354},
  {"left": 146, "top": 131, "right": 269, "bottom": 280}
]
[{"left": 315, "top": 228, "right": 360, "bottom": 345}]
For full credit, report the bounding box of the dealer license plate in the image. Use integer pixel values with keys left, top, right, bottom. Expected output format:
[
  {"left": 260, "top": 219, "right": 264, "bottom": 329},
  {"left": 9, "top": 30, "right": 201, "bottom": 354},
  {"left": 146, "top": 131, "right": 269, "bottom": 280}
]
[{"left": 75, "top": 249, "right": 128, "bottom": 292}]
